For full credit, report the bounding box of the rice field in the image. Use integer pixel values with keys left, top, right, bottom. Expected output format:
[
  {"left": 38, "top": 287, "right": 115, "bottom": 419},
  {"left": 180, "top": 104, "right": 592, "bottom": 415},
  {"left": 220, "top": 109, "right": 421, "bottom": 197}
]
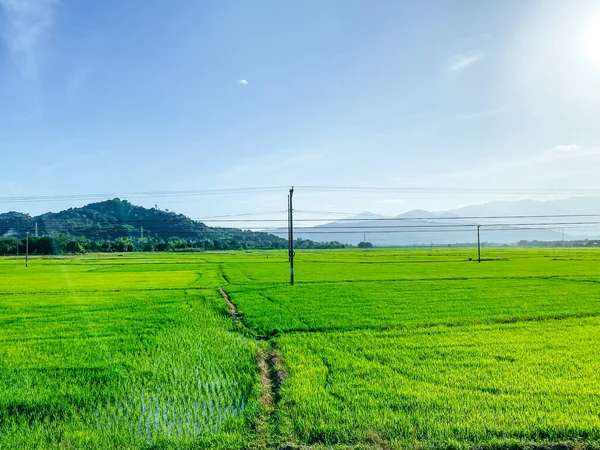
[
  {"left": 275, "top": 319, "right": 600, "bottom": 449},
  {"left": 1, "top": 248, "right": 599, "bottom": 449},
  {"left": 0, "top": 255, "right": 260, "bottom": 449}
]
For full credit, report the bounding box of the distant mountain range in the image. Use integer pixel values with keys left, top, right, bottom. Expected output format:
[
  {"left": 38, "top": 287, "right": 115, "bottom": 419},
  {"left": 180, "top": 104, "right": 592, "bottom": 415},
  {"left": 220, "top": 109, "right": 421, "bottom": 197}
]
[
  {"left": 274, "top": 197, "right": 600, "bottom": 246},
  {"left": 447, "top": 197, "right": 600, "bottom": 218},
  {"left": 2, "top": 197, "right": 599, "bottom": 248}
]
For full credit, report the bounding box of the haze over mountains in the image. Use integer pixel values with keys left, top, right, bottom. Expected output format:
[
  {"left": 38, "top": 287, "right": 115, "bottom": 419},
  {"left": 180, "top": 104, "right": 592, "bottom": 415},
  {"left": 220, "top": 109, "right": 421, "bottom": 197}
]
[
  {"left": 274, "top": 197, "right": 600, "bottom": 246},
  {"left": 1, "top": 197, "right": 599, "bottom": 247}
]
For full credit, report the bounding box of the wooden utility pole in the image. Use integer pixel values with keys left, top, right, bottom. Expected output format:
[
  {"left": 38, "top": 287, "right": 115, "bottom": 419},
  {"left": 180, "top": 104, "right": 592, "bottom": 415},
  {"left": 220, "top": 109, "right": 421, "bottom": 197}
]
[
  {"left": 477, "top": 225, "right": 481, "bottom": 263},
  {"left": 288, "top": 187, "right": 295, "bottom": 285},
  {"left": 25, "top": 232, "right": 29, "bottom": 267}
]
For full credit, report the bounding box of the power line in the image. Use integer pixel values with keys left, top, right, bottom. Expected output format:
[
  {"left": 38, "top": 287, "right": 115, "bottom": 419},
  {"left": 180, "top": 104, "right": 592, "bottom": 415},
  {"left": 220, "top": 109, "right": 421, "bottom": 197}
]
[
  {"left": 4, "top": 213, "right": 600, "bottom": 223},
  {"left": 296, "top": 185, "right": 600, "bottom": 195},
  {"left": 3, "top": 221, "right": 600, "bottom": 233},
  {"left": 5, "top": 224, "right": 598, "bottom": 235},
  {"left": 255, "top": 221, "right": 600, "bottom": 231},
  {"left": 3, "top": 185, "right": 600, "bottom": 205},
  {"left": 0, "top": 187, "right": 287, "bottom": 204},
  {"left": 263, "top": 228, "right": 600, "bottom": 235},
  {"left": 289, "top": 213, "right": 600, "bottom": 222},
  {"left": 195, "top": 210, "right": 288, "bottom": 220}
]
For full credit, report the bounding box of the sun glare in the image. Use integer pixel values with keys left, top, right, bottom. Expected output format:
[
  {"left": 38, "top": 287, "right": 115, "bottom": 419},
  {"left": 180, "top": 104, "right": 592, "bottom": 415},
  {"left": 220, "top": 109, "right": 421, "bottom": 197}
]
[{"left": 581, "top": 13, "right": 600, "bottom": 70}]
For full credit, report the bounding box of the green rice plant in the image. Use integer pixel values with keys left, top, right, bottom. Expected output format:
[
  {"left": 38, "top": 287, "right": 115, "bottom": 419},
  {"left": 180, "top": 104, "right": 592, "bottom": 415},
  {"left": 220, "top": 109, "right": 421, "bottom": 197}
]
[
  {"left": 2, "top": 248, "right": 600, "bottom": 449},
  {"left": 0, "top": 255, "right": 260, "bottom": 449},
  {"left": 227, "top": 276, "right": 600, "bottom": 335},
  {"left": 274, "top": 317, "right": 600, "bottom": 449}
]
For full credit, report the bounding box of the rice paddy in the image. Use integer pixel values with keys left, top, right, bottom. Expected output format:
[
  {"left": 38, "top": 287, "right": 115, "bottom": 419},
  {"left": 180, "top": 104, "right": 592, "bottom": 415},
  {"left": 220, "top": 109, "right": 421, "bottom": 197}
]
[
  {"left": 1, "top": 248, "right": 599, "bottom": 449},
  {"left": 0, "top": 255, "right": 260, "bottom": 449}
]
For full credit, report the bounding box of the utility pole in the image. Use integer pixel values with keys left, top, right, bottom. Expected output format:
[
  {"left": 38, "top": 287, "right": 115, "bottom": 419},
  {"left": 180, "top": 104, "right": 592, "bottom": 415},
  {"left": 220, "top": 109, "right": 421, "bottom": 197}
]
[
  {"left": 34, "top": 222, "right": 38, "bottom": 237},
  {"left": 141, "top": 226, "right": 144, "bottom": 239},
  {"left": 477, "top": 225, "right": 481, "bottom": 263},
  {"left": 288, "top": 187, "right": 295, "bottom": 285},
  {"left": 25, "top": 232, "right": 29, "bottom": 267}
]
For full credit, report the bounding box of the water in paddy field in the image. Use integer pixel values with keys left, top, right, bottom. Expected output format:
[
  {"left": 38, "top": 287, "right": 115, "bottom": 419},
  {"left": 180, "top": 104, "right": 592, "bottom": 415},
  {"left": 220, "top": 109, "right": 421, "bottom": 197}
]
[{"left": 94, "top": 365, "right": 248, "bottom": 445}]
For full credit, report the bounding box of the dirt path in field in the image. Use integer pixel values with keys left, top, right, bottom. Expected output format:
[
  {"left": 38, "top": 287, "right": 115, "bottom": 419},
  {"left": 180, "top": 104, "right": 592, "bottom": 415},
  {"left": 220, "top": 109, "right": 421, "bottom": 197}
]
[
  {"left": 219, "top": 287, "right": 289, "bottom": 449},
  {"left": 255, "top": 347, "right": 291, "bottom": 449},
  {"left": 218, "top": 287, "right": 239, "bottom": 320},
  {"left": 258, "top": 349, "right": 287, "bottom": 406}
]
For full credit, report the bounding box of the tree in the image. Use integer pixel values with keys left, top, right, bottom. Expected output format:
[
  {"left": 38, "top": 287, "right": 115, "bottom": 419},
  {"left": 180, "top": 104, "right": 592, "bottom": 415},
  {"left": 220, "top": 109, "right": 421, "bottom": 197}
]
[
  {"left": 65, "top": 241, "right": 85, "bottom": 254},
  {"left": 358, "top": 241, "right": 373, "bottom": 249},
  {"left": 114, "top": 237, "right": 133, "bottom": 252},
  {"left": 30, "top": 236, "right": 54, "bottom": 254},
  {"left": 0, "top": 237, "right": 19, "bottom": 255}
]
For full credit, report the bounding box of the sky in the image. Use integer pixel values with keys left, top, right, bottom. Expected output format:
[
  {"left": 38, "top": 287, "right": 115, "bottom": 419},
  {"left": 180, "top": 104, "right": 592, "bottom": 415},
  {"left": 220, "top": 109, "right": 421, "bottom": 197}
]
[{"left": 1, "top": 0, "right": 600, "bottom": 225}]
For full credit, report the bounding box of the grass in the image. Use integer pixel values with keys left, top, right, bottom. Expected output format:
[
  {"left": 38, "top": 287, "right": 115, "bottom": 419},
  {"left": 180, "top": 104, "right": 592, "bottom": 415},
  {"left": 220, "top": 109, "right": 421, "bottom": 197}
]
[
  {"left": 227, "top": 277, "right": 600, "bottom": 335},
  {"left": 224, "top": 247, "right": 600, "bottom": 449},
  {"left": 275, "top": 319, "right": 600, "bottom": 449},
  {"left": 0, "top": 256, "right": 260, "bottom": 449},
  {"left": 1, "top": 248, "right": 599, "bottom": 449}
]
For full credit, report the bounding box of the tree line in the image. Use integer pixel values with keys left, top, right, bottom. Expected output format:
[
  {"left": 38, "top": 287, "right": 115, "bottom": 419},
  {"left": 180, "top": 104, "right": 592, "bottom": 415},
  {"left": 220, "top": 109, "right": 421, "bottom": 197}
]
[
  {"left": 0, "top": 234, "right": 348, "bottom": 255},
  {"left": 517, "top": 239, "right": 600, "bottom": 248}
]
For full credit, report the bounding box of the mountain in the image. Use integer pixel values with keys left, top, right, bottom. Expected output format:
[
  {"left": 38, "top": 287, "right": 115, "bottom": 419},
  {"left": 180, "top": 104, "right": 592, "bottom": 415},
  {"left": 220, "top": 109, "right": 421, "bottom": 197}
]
[
  {"left": 273, "top": 197, "right": 600, "bottom": 246},
  {"left": 348, "top": 211, "right": 386, "bottom": 220},
  {"left": 333, "top": 211, "right": 386, "bottom": 224},
  {"left": 444, "top": 197, "right": 600, "bottom": 218},
  {"left": 441, "top": 197, "right": 600, "bottom": 236},
  {"left": 0, "top": 198, "right": 286, "bottom": 247},
  {"left": 396, "top": 209, "right": 437, "bottom": 219},
  {"left": 0, "top": 212, "right": 33, "bottom": 237},
  {"left": 281, "top": 217, "right": 572, "bottom": 246}
]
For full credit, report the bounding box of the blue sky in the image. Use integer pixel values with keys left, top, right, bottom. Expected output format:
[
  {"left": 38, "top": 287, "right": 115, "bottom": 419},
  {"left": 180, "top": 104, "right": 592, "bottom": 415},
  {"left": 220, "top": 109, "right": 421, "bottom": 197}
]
[{"left": 1, "top": 0, "right": 600, "bottom": 222}]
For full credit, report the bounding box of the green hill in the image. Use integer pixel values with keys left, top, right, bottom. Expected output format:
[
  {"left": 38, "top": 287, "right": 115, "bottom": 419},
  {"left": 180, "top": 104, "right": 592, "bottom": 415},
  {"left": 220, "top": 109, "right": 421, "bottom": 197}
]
[
  {"left": 33, "top": 198, "right": 210, "bottom": 240},
  {"left": 0, "top": 199, "right": 289, "bottom": 253}
]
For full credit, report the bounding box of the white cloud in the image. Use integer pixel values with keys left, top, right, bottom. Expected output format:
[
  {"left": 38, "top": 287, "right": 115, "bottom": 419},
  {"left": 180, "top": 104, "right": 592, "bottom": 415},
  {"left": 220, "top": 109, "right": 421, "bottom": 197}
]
[
  {"left": 447, "top": 51, "right": 484, "bottom": 73},
  {"left": 238, "top": 79, "right": 248, "bottom": 85},
  {"left": 429, "top": 143, "right": 600, "bottom": 194},
  {"left": 0, "top": 0, "right": 57, "bottom": 79},
  {"left": 485, "top": 144, "right": 595, "bottom": 172},
  {"left": 551, "top": 144, "right": 582, "bottom": 153}
]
